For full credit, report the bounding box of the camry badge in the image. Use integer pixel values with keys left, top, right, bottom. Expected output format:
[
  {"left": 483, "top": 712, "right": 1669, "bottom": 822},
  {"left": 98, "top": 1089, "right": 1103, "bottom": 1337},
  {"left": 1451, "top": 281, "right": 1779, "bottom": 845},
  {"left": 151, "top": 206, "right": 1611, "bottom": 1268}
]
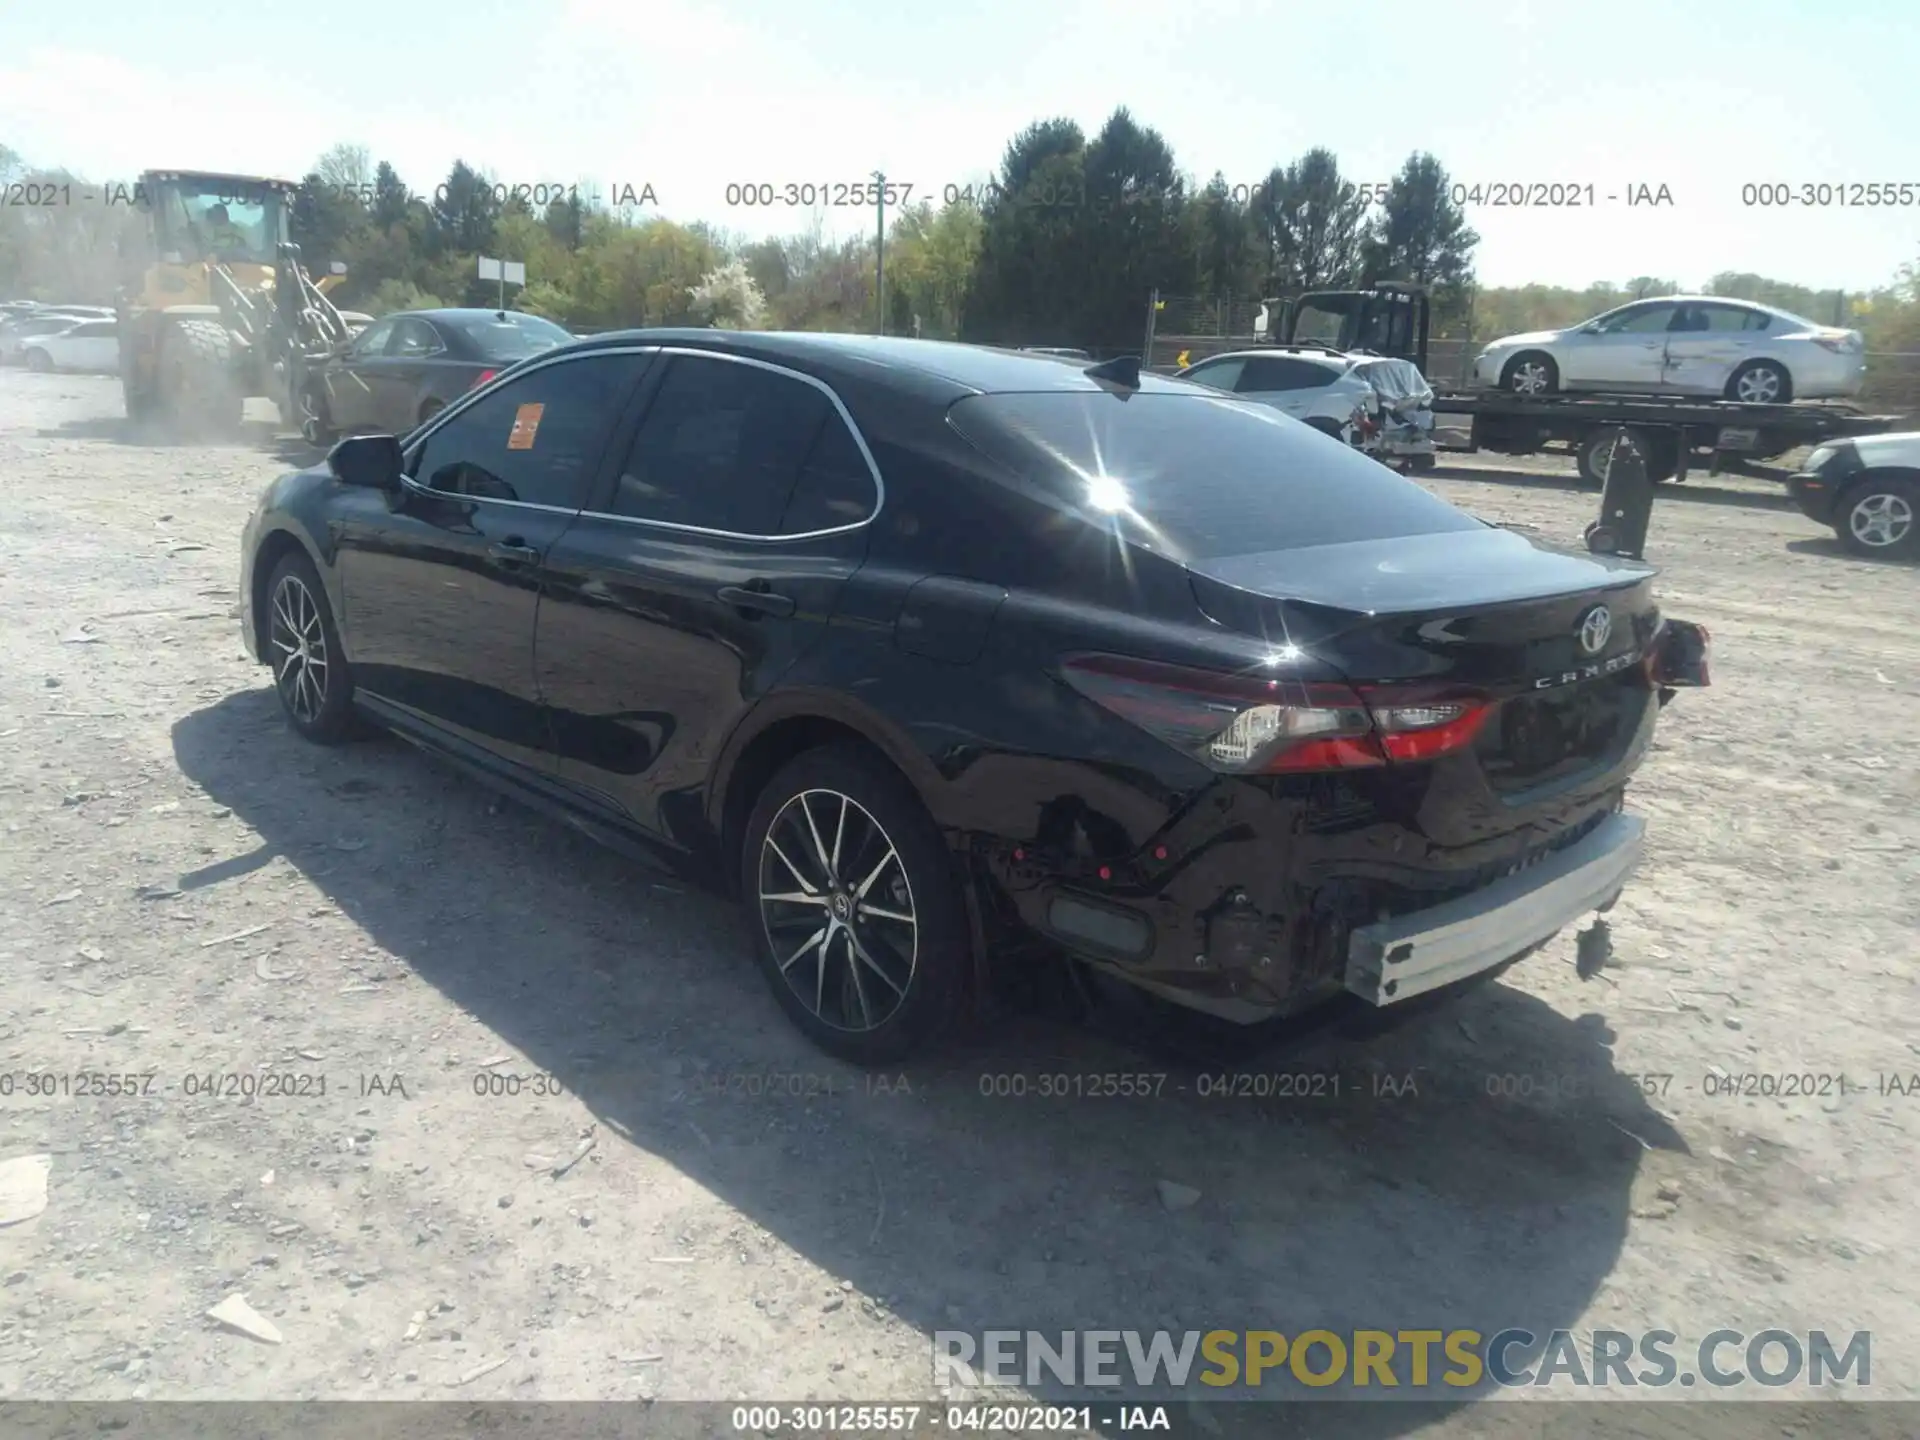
[{"left": 1577, "top": 604, "right": 1613, "bottom": 655}]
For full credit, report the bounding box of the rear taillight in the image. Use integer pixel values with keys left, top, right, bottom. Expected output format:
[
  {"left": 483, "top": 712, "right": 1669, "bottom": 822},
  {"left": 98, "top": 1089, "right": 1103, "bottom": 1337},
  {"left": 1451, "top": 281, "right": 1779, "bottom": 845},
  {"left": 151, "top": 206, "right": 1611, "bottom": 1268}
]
[
  {"left": 1060, "top": 654, "right": 1491, "bottom": 774},
  {"left": 1812, "top": 332, "right": 1862, "bottom": 354},
  {"left": 470, "top": 368, "right": 499, "bottom": 389},
  {"left": 1646, "top": 619, "right": 1711, "bottom": 688}
]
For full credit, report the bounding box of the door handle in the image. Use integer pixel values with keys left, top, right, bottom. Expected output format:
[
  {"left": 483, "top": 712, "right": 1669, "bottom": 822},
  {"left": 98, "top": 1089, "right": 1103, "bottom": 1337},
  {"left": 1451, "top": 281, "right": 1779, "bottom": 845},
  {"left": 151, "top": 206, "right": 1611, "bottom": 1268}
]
[
  {"left": 488, "top": 539, "right": 540, "bottom": 566},
  {"left": 718, "top": 584, "right": 796, "bottom": 618}
]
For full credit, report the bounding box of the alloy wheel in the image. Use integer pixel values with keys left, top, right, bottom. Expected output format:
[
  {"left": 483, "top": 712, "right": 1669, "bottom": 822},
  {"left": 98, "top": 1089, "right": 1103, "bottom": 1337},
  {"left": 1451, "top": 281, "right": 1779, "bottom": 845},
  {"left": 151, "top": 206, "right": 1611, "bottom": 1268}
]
[
  {"left": 757, "top": 788, "right": 918, "bottom": 1032},
  {"left": 1509, "top": 359, "right": 1551, "bottom": 395},
  {"left": 1734, "top": 365, "right": 1785, "bottom": 404},
  {"left": 1848, "top": 491, "right": 1914, "bottom": 549},
  {"left": 269, "top": 573, "right": 329, "bottom": 724}
]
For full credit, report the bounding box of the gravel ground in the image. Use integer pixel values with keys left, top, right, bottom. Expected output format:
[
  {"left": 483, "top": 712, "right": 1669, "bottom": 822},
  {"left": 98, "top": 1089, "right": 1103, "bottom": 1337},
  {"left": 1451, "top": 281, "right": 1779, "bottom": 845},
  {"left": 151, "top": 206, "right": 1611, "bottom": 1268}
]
[{"left": 0, "top": 370, "right": 1915, "bottom": 1438}]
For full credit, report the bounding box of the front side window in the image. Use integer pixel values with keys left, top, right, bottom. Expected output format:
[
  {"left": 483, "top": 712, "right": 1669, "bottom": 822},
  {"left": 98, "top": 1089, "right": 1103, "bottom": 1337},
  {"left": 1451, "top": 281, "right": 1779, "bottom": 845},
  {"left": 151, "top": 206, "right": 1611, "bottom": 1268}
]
[
  {"left": 1179, "top": 358, "right": 1247, "bottom": 393},
  {"left": 408, "top": 351, "right": 652, "bottom": 510},
  {"left": 1593, "top": 304, "right": 1676, "bottom": 335},
  {"left": 605, "top": 354, "right": 841, "bottom": 533},
  {"left": 351, "top": 318, "right": 396, "bottom": 358}
]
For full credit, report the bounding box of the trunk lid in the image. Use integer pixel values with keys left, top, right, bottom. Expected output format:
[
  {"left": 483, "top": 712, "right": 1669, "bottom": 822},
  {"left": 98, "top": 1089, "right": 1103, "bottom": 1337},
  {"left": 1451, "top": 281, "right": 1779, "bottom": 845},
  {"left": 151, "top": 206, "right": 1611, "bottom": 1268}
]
[{"left": 1188, "top": 527, "right": 1663, "bottom": 821}]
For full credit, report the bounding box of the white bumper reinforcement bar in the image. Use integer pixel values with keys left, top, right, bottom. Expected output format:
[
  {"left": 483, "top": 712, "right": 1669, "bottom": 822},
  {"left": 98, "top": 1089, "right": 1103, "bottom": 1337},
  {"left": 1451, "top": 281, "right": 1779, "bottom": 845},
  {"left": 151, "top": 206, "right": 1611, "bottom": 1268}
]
[{"left": 1345, "top": 812, "right": 1645, "bottom": 1006}]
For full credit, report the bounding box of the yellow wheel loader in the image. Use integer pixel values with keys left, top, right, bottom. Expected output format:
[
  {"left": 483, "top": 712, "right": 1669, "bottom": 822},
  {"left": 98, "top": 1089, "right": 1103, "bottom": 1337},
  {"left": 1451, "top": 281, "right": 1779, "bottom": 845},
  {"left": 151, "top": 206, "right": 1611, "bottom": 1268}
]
[{"left": 116, "top": 170, "right": 355, "bottom": 433}]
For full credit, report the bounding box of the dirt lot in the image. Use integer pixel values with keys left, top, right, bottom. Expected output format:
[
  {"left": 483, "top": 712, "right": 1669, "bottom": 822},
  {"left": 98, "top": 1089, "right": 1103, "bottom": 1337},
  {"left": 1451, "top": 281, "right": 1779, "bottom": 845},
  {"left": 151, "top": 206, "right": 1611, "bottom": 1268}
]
[{"left": 0, "top": 370, "right": 1916, "bottom": 1436}]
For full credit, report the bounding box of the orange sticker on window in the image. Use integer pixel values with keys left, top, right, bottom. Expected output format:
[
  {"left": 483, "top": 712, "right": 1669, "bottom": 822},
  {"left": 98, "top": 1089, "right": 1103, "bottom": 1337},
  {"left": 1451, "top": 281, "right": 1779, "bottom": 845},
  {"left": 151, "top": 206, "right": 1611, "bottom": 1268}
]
[{"left": 507, "top": 402, "right": 545, "bottom": 450}]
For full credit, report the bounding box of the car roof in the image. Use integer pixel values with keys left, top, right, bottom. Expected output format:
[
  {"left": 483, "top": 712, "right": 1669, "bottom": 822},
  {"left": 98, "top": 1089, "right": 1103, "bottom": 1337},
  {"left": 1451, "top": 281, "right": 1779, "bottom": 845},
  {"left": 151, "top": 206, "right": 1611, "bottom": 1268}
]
[
  {"left": 1180, "top": 348, "right": 1352, "bottom": 369},
  {"left": 553, "top": 330, "right": 1198, "bottom": 402},
  {"left": 395, "top": 309, "right": 566, "bottom": 324}
]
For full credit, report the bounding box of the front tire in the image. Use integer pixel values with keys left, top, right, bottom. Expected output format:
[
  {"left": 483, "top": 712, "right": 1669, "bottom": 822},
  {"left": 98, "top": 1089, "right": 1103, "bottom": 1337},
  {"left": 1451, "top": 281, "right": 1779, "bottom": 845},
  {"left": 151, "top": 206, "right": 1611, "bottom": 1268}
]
[
  {"left": 1836, "top": 476, "right": 1919, "bottom": 559},
  {"left": 741, "top": 745, "right": 972, "bottom": 1063},
  {"left": 265, "top": 551, "right": 360, "bottom": 743},
  {"left": 1726, "top": 359, "right": 1791, "bottom": 405},
  {"left": 1500, "top": 351, "right": 1558, "bottom": 396},
  {"left": 160, "top": 318, "right": 244, "bottom": 434}
]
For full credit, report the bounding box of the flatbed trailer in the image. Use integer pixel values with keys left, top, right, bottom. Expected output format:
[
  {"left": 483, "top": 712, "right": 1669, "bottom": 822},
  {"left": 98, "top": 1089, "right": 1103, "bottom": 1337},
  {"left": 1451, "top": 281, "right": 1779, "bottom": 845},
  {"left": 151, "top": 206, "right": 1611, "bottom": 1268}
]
[{"left": 1431, "top": 389, "right": 1903, "bottom": 484}]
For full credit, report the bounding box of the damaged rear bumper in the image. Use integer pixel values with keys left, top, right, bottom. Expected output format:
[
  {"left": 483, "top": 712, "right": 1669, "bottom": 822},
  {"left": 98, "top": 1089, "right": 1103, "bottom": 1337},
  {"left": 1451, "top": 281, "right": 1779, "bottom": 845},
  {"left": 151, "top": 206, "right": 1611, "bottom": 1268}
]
[{"left": 1345, "top": 811, "right": 1644, "bottom": 1005}]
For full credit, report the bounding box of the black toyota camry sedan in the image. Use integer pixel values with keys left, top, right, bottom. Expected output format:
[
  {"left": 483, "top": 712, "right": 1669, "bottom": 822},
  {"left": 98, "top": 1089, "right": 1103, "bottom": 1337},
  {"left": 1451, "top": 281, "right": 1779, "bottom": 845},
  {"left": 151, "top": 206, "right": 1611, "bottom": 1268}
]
[{"left": 239, "top": 332, "right": 1710, "bottom": 1062}]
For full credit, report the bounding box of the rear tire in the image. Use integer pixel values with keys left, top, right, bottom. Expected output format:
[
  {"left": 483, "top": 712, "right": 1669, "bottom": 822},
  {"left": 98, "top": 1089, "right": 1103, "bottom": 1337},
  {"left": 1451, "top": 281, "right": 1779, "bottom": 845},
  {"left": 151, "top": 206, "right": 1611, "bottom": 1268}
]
[
  {"left": 740, "top": 744, "right": 972, "bottom": 1064},
  {"left": 1835, "top": 475, "right": 1919, "bottom": 559},
  {"left": 1579, "top": 428, "right": 1678, "bottom": 486},
  {"left": 1725, "top": 359, "right": 1791, "bottom": 405},
  {"left": 264, "top": 551, "right": 361, "bottom": 743},
  {"left": 25, "top": 348, "right": 52, "bottom": 373}
]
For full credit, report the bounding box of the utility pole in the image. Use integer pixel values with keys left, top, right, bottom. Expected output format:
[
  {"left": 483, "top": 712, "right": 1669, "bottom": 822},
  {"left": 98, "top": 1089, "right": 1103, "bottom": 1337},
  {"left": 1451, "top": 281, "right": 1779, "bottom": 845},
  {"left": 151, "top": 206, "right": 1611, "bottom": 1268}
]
[{"left": 873, "top": 170, "right": 887, "bottom": 335}]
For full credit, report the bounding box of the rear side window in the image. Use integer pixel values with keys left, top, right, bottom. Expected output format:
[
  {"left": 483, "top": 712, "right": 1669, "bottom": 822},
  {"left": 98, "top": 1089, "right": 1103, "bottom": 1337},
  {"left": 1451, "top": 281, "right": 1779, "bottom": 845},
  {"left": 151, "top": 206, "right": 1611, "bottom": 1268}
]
[
  {"left": 947, "top": 392, "right": 1482, "bottom": 559},
  {"left": 1238, "top": 356, "right": 1337, "bottom": 392},
  {"left": 608, "top": 354, "right": 838, "bottom": 533},
  {"left": 778, "top": 415, "right": 878, "bottom": 534}
]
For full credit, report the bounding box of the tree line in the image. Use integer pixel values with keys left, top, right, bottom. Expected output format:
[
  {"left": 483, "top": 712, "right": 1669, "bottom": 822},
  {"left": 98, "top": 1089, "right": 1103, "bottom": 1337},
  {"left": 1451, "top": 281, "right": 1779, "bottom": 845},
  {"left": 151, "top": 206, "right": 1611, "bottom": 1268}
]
[{"left": 4, "top": 113, "right": 1919, "bottom": 353}]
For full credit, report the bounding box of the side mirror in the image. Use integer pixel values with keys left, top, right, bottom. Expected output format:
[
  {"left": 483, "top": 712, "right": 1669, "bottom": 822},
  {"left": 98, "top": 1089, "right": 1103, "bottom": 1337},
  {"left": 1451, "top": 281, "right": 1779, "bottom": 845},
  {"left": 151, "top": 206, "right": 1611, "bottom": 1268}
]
[{"left": 327, "top": 433, "right": 404, "bottom": 489}]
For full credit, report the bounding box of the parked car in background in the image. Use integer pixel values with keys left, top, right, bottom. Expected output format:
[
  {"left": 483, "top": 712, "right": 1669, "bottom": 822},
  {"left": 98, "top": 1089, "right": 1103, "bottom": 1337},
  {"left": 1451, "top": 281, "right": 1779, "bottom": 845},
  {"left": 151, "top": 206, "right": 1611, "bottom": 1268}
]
[
  {"left": 21, "top": 317, "right": 118, "bottom": 373},
  {"left": 1175, "top": 347, "right": 1376, "bottom": 441},
  {"left": 239, "top": 332, "right": 1708, "bottom": 1062},
  {"left": 298, "top": 308, "right": 573, "bottom": 443},
  {"left": 1, "top": 313, "right": 97, "bottom": 365},
  {"left": 1175, "top": 345, "right": 1439, "bottom": 468},
  {"left": 1789, "top": 433, "right": 1920, "bottom": 559},
  {"left": 1473, "top": 297, "right": 1866, "bottom": 403}
]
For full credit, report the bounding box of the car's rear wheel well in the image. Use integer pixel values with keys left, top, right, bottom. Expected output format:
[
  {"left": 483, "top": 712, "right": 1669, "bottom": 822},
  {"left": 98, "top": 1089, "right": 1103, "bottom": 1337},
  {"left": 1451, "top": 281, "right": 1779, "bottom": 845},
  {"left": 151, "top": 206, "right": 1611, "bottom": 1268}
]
[
  {"left": 718, "top": 716, "right": 918, "bottom": 897},
  {"left": 249, "top": 531, "right": 310, "bottom": 660}
]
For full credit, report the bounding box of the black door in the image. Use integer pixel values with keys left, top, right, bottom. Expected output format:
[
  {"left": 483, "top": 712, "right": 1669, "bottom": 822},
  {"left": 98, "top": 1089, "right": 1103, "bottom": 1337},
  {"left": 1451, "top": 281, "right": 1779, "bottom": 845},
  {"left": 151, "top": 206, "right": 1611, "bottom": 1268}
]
[
  {"left": 374, "top": 316, "right": 454, "bottom": 432},
  {"left": 322, "top": 315, "right": 395, "bottom": 431},
  {"left": 534, "top": 351, "right": 879, "bottom": 853},
  {"left": 334, "top": 347, "right": 656, "bottom": 774}
]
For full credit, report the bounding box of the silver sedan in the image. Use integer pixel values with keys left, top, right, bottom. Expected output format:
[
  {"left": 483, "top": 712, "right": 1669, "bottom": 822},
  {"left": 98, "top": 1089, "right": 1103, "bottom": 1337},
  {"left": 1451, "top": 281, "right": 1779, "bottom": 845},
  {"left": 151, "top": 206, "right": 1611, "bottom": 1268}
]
[{"left": 1472, "top": 296, "right": 1865, "bottom": 403}]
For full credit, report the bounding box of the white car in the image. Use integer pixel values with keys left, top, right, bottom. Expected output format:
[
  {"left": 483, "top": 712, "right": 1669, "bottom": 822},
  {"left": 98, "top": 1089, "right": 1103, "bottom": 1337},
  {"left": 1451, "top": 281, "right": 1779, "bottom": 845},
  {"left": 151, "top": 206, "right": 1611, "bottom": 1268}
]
[
  {"left": 1174, "top": 346, "right": 1437, "bottom": 466},
  {"left": 1473, "top": 296, "right": 1866, "bottom": 403},
  {"left": 21, "top": 318, "right": 120, "bottom": 374},
  {"left": 1, "top": 312, "right": 100, "bottom": 364}
]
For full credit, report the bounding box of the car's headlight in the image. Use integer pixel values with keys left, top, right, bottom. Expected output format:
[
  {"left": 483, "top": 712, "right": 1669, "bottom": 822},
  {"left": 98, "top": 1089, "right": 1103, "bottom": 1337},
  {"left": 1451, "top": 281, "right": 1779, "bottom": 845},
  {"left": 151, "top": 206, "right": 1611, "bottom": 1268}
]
[{"left": 1803, "top": 445, "right": 1836, "bottom": 472}]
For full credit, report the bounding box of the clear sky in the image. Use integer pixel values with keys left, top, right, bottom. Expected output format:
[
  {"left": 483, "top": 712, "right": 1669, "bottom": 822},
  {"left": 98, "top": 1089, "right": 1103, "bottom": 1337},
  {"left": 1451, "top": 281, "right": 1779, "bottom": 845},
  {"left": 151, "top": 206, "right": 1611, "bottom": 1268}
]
[{"left": 3, "top": 0, "right": 1915, "bottom": 292}]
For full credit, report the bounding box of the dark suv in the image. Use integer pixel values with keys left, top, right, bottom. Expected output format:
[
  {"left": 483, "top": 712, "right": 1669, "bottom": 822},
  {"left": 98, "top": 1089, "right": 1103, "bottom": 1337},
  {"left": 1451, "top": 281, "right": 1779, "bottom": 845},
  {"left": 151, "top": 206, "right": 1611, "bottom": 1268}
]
[{"left": 240, "top": 332, "right": 1708, "bottom": 1062}]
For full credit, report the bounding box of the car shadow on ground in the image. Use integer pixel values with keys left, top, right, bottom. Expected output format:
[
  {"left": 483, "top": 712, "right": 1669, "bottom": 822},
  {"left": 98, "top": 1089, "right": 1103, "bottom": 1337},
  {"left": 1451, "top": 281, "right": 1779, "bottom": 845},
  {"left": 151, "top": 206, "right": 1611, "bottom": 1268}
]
[
  {"left": 172, "top": 692, "right": 1689, "bottom": 1439},
  {"left": 42, "top": 414, "right": 288, "bottom": 450},
  {"left": 1430, "top": 461, "right": 1794, "bottom": 512},
  {"left": 1784, "top": 535, "right": 1916, "bottom": 566}
]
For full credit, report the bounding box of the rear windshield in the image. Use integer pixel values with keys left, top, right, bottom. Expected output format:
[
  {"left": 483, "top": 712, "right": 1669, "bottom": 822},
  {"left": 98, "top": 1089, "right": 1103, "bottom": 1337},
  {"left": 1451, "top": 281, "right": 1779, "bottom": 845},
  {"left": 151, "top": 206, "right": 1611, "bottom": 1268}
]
[
  {"left": 444, "top": 312, "right": 572, "bottom": 361},
  {"left": 946, "top": 391, "right": 1482, "bottom": 559}
]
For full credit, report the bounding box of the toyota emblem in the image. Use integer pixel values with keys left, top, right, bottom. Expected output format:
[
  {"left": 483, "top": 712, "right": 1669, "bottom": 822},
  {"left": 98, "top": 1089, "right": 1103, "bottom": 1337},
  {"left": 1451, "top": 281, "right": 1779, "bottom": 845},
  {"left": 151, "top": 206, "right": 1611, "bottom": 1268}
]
[{"left": 1577, "top": 604, "right": 1613, "bottom": 655}]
